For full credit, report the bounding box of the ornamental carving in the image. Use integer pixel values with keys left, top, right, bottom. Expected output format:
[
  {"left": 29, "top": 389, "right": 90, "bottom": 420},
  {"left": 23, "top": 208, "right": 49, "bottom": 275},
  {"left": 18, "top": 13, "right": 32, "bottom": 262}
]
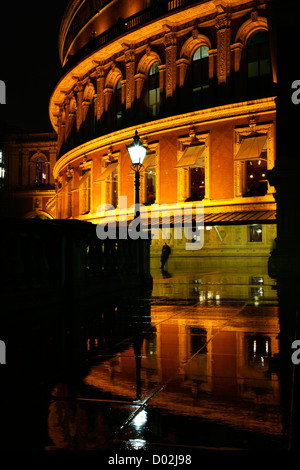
[
  {"left": 164, "top": 32, "right": 177, "bottom": 96},
  {"left": 124, "top": 48, "right": 135, "bottom": 64},
  {"left": 216, "top": 14, "right": 231, "bottom": 84},
  {"left": 66, "top": 164, "right": 74, "bottom": 180},
  {"left": 215, "top": 14, "right": 231, "bottom": 31},
  {"left": 164, "top": 32, "right": 177, "bottom": 48},
  {"left": 126, "top": 60, "right": 135, "bottom": 109}
]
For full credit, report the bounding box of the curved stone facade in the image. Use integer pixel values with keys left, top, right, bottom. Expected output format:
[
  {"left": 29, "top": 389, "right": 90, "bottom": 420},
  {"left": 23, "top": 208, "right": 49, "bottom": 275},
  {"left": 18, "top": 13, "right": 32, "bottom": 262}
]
[{"left": 51, "top": 0, "right": 277, "bottom": 266}]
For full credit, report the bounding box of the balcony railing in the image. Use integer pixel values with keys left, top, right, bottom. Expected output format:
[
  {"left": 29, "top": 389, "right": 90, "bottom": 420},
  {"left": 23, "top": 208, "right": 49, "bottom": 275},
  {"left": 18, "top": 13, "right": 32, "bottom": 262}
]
[{"left": 62, "top": 0, "right": 201, "bottom": 71}]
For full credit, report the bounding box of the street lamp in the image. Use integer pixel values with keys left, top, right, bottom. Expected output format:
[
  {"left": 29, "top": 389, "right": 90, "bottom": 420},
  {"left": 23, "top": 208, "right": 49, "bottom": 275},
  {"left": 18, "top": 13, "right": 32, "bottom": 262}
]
[{"left": 126, "top": 130, "right": 147, "bottom": 206}]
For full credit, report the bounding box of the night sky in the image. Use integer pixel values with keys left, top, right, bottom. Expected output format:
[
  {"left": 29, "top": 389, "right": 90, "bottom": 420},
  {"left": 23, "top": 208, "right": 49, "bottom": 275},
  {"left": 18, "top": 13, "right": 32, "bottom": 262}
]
[{"left": 0, "top": 1, "right": 70, "bottom": 134}]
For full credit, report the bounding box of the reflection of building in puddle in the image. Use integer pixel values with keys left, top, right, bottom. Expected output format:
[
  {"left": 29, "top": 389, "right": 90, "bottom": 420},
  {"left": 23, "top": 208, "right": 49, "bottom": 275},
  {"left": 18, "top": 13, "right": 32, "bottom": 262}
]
[
  {"left": 194, "top": 275, "right": 275, "bottom": 305},
  {"left": 84, "top": 305, "right": 280, "bottom": 425},
  {"left": 152, "top": 270, "right": 277, "bottom": 303},
  {"left": 47, "top": 304, "right": 281, "bottom": 448}
]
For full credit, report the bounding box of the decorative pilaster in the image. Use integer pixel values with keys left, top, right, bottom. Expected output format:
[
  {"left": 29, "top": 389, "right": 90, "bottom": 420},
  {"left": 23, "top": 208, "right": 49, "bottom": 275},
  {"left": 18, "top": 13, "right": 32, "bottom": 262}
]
[
  {"left": 164, "top": 31, "right": 177, "bottom": 98},
  {"left": 124, "top": 47, "right": 136, "bottom": 110},
  {"left": 75, "top": 80, "right": 83, "bottom": 130},
  {"left": 215, "top": 14, "right": 231, "bottom": 84},
  {"left": 96, "top": 65, "right": 105, "bottom": 120}
]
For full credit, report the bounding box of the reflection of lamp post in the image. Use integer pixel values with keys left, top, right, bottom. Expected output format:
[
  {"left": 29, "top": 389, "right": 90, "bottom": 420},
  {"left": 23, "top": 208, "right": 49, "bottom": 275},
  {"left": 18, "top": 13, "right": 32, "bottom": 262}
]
[{"left": 126, "top": 130, "right": 147, "bottom": 207}]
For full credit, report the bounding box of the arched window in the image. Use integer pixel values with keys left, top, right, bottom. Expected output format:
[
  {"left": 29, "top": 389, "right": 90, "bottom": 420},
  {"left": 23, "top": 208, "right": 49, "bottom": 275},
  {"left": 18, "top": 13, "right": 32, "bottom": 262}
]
[
  {"left": 148, "top": 61, "right": 160, "bottom": 117},
  {"left": 36, "top": 156, "right": 47, "bottom": 186},
  {"left": 192, "top": 46, "right": 209, "bottom": 103},
  {"left": 246, "top": 31, "right": 271, "bottom": 93}
]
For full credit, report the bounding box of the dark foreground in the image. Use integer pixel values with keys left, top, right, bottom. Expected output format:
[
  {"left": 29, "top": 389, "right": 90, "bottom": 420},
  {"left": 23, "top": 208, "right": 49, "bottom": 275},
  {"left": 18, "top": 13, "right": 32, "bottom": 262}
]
[{"left": 1, "top": 262, "right": 300, "bottom": 455}]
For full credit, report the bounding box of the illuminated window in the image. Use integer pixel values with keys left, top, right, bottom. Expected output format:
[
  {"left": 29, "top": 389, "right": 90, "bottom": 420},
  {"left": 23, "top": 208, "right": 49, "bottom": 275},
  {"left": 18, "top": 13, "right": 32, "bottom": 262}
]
[
  {"left": 235, "top": 133, "right": 268, "bottom": 197},
  {"left": 190, "top": 167, "right": 205, "bottom": 201},
  {"left": 148, "top": 61, "right": 160, "bottom": 117},
  {"left": 249, "top": 224, "right": 262, "bottom": 242},
  {"left": 192, "top": 46, "right": 209, "bottom": 105},
  {"left": 175, "top": 136, "right": 206, "bottom": 201},
  {"left": 36, "top": 156, "right": 47, "bottom": 186},
  {"left": 245, "top": 158, "right": 268, "bottom": 196}
]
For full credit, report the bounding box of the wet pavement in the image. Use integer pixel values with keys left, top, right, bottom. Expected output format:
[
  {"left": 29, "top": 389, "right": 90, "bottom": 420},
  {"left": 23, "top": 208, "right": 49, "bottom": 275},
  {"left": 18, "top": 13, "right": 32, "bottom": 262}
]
[{"left": 43, "top": 263, "right": 287, "bottom": 451}]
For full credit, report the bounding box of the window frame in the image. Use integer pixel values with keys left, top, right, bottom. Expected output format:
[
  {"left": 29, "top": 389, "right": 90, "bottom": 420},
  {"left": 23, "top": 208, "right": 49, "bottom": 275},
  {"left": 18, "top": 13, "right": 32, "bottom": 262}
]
[
  {"left": 234, "top": 123, "right": 275, "bottom": 199},
  {"left": 176, "top": 132, "right": 210, "bottom": 203},
  {"left": 147, "top": 61, "right": 160, "bottom": 117},
  {"left": 99, "top": 150, "right": 120, "bottom": 209},
  {"left": 191, "top": 45, "right": 209, "bottom": 106},
  {"left": 36, "top": 156, "right": 47, "bottom": 186}
]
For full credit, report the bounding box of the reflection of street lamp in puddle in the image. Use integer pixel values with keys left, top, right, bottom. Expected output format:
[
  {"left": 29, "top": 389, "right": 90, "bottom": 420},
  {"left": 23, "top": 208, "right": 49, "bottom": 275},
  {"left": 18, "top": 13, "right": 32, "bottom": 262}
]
[
  {"left": 129, "top": 409, "right": 148, "bottom": 450},
  {"left": 127, "top": 439, "right": 147, "bottom": 450},
  {"left": 132, "top": 409, "right": 148, "bottom": 431}
]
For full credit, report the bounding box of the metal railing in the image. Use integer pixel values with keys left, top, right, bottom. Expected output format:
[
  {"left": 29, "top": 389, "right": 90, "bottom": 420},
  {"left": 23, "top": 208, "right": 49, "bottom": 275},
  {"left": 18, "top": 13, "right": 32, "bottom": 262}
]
[{"left": 62, "top": 0, "right": 201, "bottom": 70}]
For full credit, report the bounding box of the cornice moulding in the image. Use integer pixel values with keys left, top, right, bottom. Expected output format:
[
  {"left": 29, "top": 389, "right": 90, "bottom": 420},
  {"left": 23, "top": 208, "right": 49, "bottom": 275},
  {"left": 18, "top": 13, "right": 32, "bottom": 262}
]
[{"left": 53, "top": 96, "right": 276, "bottom": 179}]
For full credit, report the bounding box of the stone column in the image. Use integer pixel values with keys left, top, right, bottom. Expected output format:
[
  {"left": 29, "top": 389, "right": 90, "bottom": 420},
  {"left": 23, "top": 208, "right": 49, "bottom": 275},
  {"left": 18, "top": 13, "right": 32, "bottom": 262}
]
[{"left": 215, "top": 14, "right": 231, "bottom": 84}]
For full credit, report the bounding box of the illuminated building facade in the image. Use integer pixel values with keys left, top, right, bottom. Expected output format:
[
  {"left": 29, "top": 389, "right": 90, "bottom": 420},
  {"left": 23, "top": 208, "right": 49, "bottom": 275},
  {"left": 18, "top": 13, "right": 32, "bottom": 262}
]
[
  {"left": 1, "top": 132, "right": 57, "bottom": 219},
  {"left": 50, "top": 0, "right": 277, "bottom": 267}
]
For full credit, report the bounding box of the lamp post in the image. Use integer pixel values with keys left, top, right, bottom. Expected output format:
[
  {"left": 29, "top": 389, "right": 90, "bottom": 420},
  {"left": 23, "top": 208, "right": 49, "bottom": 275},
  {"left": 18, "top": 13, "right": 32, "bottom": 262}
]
[
  {"left": 126, "top": 131, "right": 151, "bottom": 287},
  {"left": 126, "top": 130, "right": 147, "bottom": 210}
]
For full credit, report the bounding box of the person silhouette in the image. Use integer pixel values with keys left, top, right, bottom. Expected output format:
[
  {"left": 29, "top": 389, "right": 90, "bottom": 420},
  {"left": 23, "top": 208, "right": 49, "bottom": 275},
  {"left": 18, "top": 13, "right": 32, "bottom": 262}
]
[{"left": 160, "top": 242, "right": 171, "bottom": 269}]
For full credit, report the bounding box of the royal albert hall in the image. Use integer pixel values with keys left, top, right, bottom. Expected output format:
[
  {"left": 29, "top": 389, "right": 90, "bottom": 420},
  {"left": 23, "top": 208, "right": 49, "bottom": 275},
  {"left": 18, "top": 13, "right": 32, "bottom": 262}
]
[{"left": 50, "top": 0, "right": 277, "bottom": 268}]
